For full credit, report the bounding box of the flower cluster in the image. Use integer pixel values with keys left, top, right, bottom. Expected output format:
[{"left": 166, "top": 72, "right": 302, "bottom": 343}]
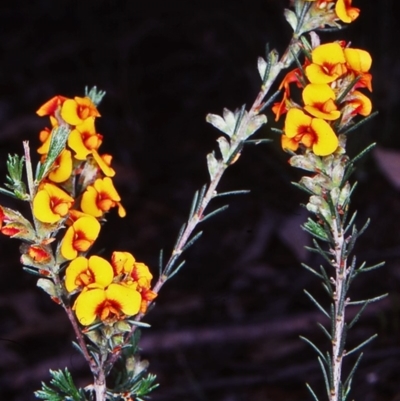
[
  {"left": 65, "top": 251, "right": 156, "bottom": 326},
  {"left": 0, "top": 90, "right": 156, "bottom": 330},
  {"left": 273, "top": 39, "right": 372, "bottom": 156},
  {"left": 34, "top": 95, "right": 126, "bottom": 261}
]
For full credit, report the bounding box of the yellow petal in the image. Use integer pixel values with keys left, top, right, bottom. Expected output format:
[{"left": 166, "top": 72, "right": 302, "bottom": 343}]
[
  {"left": 81, "top": 186, "right": 103, "bottom": 217},
  {"left": 92, "top": 150, "right": 115, "bottom": 177},
  {"left": 312, "top": 43, "right": 346, "bottom": 66},
  {"left": 310, "top": 118, "right": 338, "bottom": 156},
  {"left": 302, "top": 84, "right": 340, "bottom": 120},
  {"left": 284, "top": 108, "right": 312, "bottom": 139},
  {"left": 68, "top": 129, "right": 92, "bottom": 160},
  {"left": 95, "top": 177, "right": 121, "bottom": 201},
  {"left": 306, "top": 43, "right": 346, "bottom": 84},
  {"left": 74, "top": 289, "right": 106, "bottom": 326},
  {"left": 61, "top": 226, "right": 78, "bottom": 260},
  {"left": 344, "top": 48, "right": 372, "bottom": 73},
  {"left": 33, "top": 190, "right": 60, "bottom": 223},
  {"left": 105, "top": 283, "right": 141, "bottom": 317},
  {"left": 87, "top": 255, "right": 114, "bottom": 288},
  {"left": 49, "top": 150, "right": 73, "bottom": 183},
  {"left": 281, "top": 134, "right": 299, "bottom": 152},
  {"left": 112, "top": 251, "right": 135, "bottom": 275},
  {"left": 65, "top": 256, "right": 89, "bottom": 292},
  {"left": 73, "top": 216, "right": 101, "bottom": 243},
  {"left": 335, "top": 0, "right": 360, "bottom": 23},
  {"left": 348, "top": 91, "right": 372, "bottom": 116}
]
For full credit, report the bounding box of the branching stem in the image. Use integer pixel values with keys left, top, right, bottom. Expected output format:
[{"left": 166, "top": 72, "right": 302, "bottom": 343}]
[{"left": 104, "top": 33, "right": 301, "bottom": 377}]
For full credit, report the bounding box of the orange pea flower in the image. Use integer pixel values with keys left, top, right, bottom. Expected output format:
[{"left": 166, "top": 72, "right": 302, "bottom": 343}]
[
  {"left": 111, "top": 251, "right": 136, "bottom": 275},
  {"left": 68, "top": 117, "right": 103, "bottom": 160},
  {"left": 335, "top": 0, "right": 360, "bottom": 23},
  {"left": 65, "top": 255, "right": 114, "bottom": 293},
  {"left": 305, "top": 43, "right": 347, "bottom": 84},
  {"left": 36, "top": 95, "right": 67, "bottom": 117},
  {"left": 345, "top": 90, "right": 372, "bottom": 117},
  {"left": 47, "top": 149, "right": 73, "bottom": 183},
  {"left": 81, "top": 177, "right": 125, "bottom": 218},
  {"left": 92, "top": 151, "right": 116, "bottom": 177},
  {"left": 37, "top": 128, "right": 53, "bottom": 155},
  {"left": 344, "top": 48, "right": 371, "bottom": 74},
  {"left": 33, "top": 183, "right": 74, "bottom": 224},
  {"left": 60, "top": 97, "right": 100, "bottom": 126},
  {"left": 73, "top": 283, "right": 141, "bottom": 326},
  {"left": 282, "top": 108, "right": 338, "bottom": 156},
  {"left": 60, "top": 215, "right": 101, "bottom": 260},
  {"left": 302, "top": 84, "right": 340, "bottom": 121}
]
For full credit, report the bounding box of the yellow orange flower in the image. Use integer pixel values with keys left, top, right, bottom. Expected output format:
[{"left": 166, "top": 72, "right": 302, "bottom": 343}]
[
  {"left": 92, "top": 151, "right": 116, "bottom": 177},
  {"left": 47, "top": 149, "right": 73, "bottom": 183},
  {"left": 73, "top": 283, "right": 141, "bottom": 326},
  {"left": 37, "top": 128, "right": 53, "bottom": 155},
  {"left": 120, "top": 259, "right": 156, "bottom": 313},
  {"left": 344, "top": 48, "right": 372, "bottom": 74},
  {"left": 130, "top": 262, "right": 153, "bottom": 290},
  {"left": 81, "top": 177, "right": 125, "bottom": 218},
  {"left": 335, "top": 0, "right": 360, "bottom": 23},
  {"left": 60, "top": 215, "right": 101, "bottom": 260},
  {"left": 68, "top": 117, "right": 103, "bottom": 160},
  {"left": 36, "top": 95, "right": 67, "bottom": 117},
  {"left": 305, "top": 43, "right": 347, "bottom": 84},
  {"left": 61, "top": 97, "right": 100, "bottom": 126},
  {"left": 346, "top": 90, "right": 372, "bottom": 117},
  {"left": 302, "top": 84, "right": 340, "bottom": 121},
  {"left": 283, "top": 108, "right": 338, "bottom": 156},
  {"left": 33, "top": 183, "right": 74, "bottom": 224},
  {"left": 65, "top": 255, "right": 114, "bottom": 293},
  {"left": 111, "top": 251, "right": 136, "bottom": 275}
]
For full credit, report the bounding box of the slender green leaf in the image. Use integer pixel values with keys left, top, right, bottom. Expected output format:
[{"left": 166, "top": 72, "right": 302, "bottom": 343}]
[
  {"left": 301, "top": 263, "right": 323, "bottom": 279},
  {"left": 340, "top": 112, "right": 379, "bottom": 136},
  {"left": 356, "top": 261, "right": 385, "bottom": 274},
  {"left": 317, "top": 322, "right": 332, "bottom": 341},
  {"left": 201, "top": 205, "right": 229, "bottom": 223},
  {"left": 347, "top": 293, "right": 388, "bottom": 306},
  {"left": 259, "top": 89, "right": 282, "bottom": 113},
  {"left": 180, "top": 231, "right": 203, "bottom": 253},
  {"left": 188, "top": 189, "right": 199, "bottom": 220},
  {"left": 158, "top": 249, "right": 164, "bottom": 276},
  {"left": 304, "top": 289, "right": 330, "bottom": 318},
  {"left": 345, "top": 334, "right": 377, "bottom": 357},
  {"left": 166, "top": 260, "right": 186, "bottom": 280},
  {"left": 213, "top": 189, "right": 250, "bottom": 198},
  {"left": 305, "top": 383, "right": 320, "bottom": 401},
  {"left": 299, "top": 336, "right": 327, "bottom": 363},
  {"left": 318, "top": 356, "right": 331, "bottom": 399},
  {"left": 344, "top": 352, "right": 363, "bottom": 392}
]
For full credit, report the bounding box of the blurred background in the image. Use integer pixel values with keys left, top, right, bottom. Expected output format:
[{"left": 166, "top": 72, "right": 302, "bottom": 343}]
[{"left": 0, "top": 0, "right": 399, "bottom": 400}]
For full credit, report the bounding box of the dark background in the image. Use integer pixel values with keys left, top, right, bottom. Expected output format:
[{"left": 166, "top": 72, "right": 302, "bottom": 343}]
[{"left": 0, "top": 1, "right": 400, "bottom": 400}]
